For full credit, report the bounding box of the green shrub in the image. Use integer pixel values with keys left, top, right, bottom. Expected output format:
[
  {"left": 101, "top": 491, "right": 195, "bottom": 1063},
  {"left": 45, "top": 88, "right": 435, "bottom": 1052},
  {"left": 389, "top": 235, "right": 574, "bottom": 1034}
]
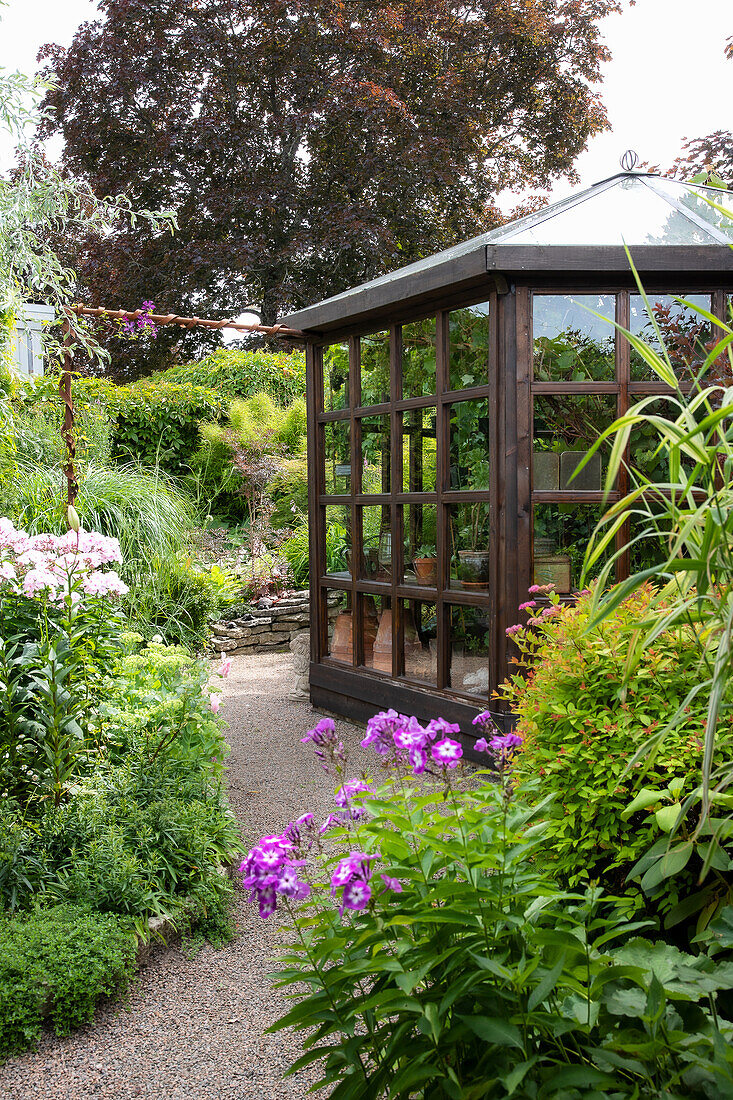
[
  {"left": 18, "top": 373, "right": 224, "bottom": 477},
  {"left": 0, "top": 904, "right": 136, "bottom": 1061},
  {"left": 157, "top": 346, "right": 306, "bottom": 405},
  {"left": 499, "top": 585, "right": 733, "bottom": 917},
  {"left": 125, "top": 555, "right": 222, "bottom": 649}
]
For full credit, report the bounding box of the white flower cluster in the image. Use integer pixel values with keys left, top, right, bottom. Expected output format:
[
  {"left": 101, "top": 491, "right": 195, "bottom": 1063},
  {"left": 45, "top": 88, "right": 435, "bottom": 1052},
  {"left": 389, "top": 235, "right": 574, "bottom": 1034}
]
[{"left": 0, "top": 517, "right": 129, "bottom": 603}]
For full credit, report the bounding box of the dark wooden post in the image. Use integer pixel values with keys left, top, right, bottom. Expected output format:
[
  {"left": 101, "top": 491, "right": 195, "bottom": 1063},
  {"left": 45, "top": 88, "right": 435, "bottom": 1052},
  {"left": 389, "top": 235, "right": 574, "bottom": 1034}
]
[{"left": 59, "top": 318, "right": 78, "bottom": 508}]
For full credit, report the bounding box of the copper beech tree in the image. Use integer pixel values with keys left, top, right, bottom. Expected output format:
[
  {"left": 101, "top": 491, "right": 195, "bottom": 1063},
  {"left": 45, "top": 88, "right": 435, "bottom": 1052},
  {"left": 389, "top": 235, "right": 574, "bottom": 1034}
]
[{"left": 41, "top": 0, "right": 624, "bottom": 378}]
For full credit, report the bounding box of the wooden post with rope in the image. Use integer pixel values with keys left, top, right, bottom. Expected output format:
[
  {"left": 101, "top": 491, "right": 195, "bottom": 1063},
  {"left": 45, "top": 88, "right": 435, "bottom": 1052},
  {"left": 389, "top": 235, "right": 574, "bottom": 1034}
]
[
  {"left": 59, "top": 316, "right": 78, "bottom": 509},
  {"left": 55, "top": 304, "right": 304, "bottom": 513}
]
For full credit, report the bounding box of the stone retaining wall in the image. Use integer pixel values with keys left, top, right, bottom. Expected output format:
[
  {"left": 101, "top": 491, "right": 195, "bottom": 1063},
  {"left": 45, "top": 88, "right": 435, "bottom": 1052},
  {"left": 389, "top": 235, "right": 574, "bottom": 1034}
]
[{"left": 211, "top": 594, "right": 312, "bottom": 656}]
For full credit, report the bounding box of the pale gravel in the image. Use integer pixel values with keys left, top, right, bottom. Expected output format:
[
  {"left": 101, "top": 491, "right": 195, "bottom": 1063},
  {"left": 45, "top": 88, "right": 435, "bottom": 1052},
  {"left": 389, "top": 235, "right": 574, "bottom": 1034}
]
[{"left": 0, "top": 652, "right": 370, "bottom": 1100}]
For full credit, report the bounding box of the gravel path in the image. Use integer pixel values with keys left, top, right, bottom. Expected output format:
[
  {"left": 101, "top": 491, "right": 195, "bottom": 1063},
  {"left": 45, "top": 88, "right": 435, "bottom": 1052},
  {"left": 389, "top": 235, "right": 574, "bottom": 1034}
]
[{"left": 0, "top": 653, "right": 370, "bottom": 1100}]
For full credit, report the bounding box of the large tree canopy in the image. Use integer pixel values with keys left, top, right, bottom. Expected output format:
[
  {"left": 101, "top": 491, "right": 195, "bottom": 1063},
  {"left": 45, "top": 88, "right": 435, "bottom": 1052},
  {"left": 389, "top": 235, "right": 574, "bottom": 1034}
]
[
  {"left": 673, "top": 38, "right": 733, "bottom": 185},
  {"left": 40, "top": 0, "right": 623, "bottom": 377}
]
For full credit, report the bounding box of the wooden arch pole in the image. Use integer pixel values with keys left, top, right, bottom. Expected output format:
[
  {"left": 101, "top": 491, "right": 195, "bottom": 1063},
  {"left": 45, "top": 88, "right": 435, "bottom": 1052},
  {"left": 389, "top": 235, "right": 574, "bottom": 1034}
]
[{"left": 59, "top": 316, "right": 78, "bottom": 509}]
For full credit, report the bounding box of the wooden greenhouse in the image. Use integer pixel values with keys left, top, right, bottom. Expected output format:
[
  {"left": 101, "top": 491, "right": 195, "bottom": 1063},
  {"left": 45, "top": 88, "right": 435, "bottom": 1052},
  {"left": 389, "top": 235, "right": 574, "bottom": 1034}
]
[{"left": 281, "top": 170, "right": 733, "bottom": 744}]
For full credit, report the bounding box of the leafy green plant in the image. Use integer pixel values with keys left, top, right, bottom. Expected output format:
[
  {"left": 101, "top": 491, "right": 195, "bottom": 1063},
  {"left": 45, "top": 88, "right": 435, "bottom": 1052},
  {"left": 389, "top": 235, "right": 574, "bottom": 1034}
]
[
  {"left": 0, "top": 903, "right": 137, "bottom": 1062},
  {"left": 499, "top": 585, "right": 733, "bottom": 923},
  {"left": 243, "top": 713, "right": 733, "bottom": 1097}
]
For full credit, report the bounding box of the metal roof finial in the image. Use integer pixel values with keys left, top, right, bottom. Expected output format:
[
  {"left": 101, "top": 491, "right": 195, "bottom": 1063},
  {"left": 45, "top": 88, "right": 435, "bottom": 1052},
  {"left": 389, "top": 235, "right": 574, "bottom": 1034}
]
[{"left": 620, "top": 149, "right": 640, "bottom": 173}]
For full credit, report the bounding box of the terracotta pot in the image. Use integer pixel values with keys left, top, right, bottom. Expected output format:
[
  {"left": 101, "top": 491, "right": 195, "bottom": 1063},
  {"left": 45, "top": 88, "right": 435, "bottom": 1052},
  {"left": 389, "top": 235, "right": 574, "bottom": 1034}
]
[
  {"left": 413, "top": 557, "right": 437, "bottom": 586},
  {"left": 330, "top": 603, "right": 378, "bottom": 665},
  {"left": 372, "top": 608, "right": 420, "bottom": 673},
  {"left": 458, "top": 549, "right": 490, "bottom": 589}
]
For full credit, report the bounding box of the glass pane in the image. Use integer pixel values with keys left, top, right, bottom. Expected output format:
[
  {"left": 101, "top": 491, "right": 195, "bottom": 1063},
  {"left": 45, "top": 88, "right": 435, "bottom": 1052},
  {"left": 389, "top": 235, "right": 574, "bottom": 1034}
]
[
  {"left": 449, "top": 302, "right": 491, "bottom": 391},
  {"left": 629, "top": 294, "right": 712, "bottom": 383},
  {"left": 325, "top": 589, "right": 350, "bottom": 663},
  {"left": 360, "top": 504, "right": 391, "bottom": 580},
  {"left": 324, "top": 420, "right": 352, "bottom": 493},
  {"left": 533, "top": 394, "right": 616, "bottom": 490},
  {"left": 401, "top": 599, "right": 438, "bottom": 685},
  {"left": 505, "top": 176, "right": 720, "bottom": 246},
  {"left": 402, "top": 318, "right": 437, "bottom": 399},
  {"left": 361, "top": 414, "right": 391, "bottom": 494},
  {"left": 323, "top": 343, "right": 350, "bottom": 411},
  {"left": 403, "top": 503, "right": 438, "bottom": 586},
  {"left": 448, "top": 503, "right": 490, "bottom": 590},
  {"left": 645, "top": 179, "right": 733, "bottom": 242},
  {"left": 358, "top": 594, "right": 381, "bottom": 669},
  {"left": 533, "top": 503, "right": 612, "bottom": 592},
  {"left": 628, "top": 397, "right": 678, "bottom": 483},
  {"left": 360, "top": 331, "right": 390, "bottom": 406},
  {"left": 369, "top": 593, "right": 394, "bottom": 673},
  {"left": 629, "top": 512, "right": 669, "bottom": 575},
  {"left": 402, "top": 408, "right": 437, "bottom": 493},
  {"left": 533, "top": 295, "right": 615, "bottom": 381},
  {"left": 324, "top": 505, "right": 351, "bottom": 580},
  {"left": 449, "top": 605, "right": 490, "bottom": 699},
  {"left": 449, "top": 398, "right": 490, "bottom": 491}
]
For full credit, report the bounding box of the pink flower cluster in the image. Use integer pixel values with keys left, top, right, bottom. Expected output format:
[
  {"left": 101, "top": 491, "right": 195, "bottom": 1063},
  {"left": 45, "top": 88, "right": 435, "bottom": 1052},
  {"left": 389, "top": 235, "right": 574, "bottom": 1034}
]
[
  {"left": 361, "top": 710, "right": 463, "bottom": 774},
  {"left": 239, "top": 828, "right": 312, "bottom": 918},
  {"left": 0, "top": 517, "right": 128, "bottom": 603}
]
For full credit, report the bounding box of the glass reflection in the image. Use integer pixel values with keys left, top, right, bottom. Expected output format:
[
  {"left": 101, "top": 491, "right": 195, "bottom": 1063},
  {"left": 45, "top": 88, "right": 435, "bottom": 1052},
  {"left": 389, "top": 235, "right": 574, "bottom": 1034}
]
[
  {"left": 448, "top": 302, "right": 490, "bottom": 391},
  {"left": 402, "top": 318, "right": 437, "bottom": 398},
  {"left": 533, "top": 295, "right": 615, "bottom": 381},
  {"left": 629, "top": 294, "right": 713, "bottom": 383}
]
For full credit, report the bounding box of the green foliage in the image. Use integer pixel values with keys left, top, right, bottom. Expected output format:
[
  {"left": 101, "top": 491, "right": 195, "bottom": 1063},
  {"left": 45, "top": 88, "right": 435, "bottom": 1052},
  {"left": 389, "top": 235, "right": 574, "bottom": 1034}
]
[
  {"left": 281, "top": 507, "right": 348, "bottom": 587},
  {"left": 157, "top": 347, "right": 306, "bottom": 405},
  {"left": 580, "top": 259, "right": 733, "bottom": 892},
  {"left": 499, "top": 586, "right": 733, "bottom": 921},
  {"left": 126, "top": 555, "right": 223, "bottom": 649},
  {"left": 269, "top": 758, "right": 733, "bottom": 1097},
  {"left": 0, "top": 903, "right": 136, "bottom": 1062},
  {"left": 18, "top": 372, "right": 224, "bottom": 477},
  {"left": 4, "top": 461, "right": 196, "bottom": 565}
]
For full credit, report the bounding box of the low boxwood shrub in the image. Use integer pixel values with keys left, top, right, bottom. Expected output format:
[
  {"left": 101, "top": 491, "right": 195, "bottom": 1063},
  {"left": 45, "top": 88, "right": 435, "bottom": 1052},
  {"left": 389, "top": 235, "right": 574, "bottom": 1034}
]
[
  {"left": 0, "top": 904, "right": 136, "bottom": 1062},
  {"left": 498, "top": 584, "right": 733, "bottom": 916}
]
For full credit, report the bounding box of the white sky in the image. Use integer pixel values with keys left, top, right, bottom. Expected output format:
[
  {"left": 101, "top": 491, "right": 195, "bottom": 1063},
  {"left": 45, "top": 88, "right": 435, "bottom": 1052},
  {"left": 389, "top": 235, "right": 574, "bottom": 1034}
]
[{"left": 0, "top": 0, "right": 730, "bottom": 203}]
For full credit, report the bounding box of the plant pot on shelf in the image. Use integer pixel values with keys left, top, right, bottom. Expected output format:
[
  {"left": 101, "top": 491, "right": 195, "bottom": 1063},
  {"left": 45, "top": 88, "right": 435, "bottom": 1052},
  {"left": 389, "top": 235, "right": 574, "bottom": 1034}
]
[
  {"left": 533, "top": 552, "right": 571, "bottom": 594},
  {"left": 413, "top": 557, "right": 437, "bottom": 586},
  {"left": 457, "top": 549, "right": 490, "bottom": 589},
  {"left": 330, "top": 603, "right": 378, "bottom": 665},
  {"left": 372, "top": 608, "right": 421, "bottom": 673}
]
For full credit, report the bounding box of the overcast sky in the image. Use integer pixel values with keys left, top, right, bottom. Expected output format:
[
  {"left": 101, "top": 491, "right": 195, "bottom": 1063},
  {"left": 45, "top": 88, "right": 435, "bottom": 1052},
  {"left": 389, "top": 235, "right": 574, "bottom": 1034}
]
[{"left": 0, "top": 0, "right": 730, "bottom": 198}]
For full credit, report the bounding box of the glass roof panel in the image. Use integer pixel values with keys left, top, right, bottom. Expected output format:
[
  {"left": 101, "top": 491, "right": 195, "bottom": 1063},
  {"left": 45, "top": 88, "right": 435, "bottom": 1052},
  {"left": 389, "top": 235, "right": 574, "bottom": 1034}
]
[
  {"left": 490, "top": 175, "right": 724, "bottom": 246},
  {"left": 642, "top": 177, "right": 733, "bottom": 242}
]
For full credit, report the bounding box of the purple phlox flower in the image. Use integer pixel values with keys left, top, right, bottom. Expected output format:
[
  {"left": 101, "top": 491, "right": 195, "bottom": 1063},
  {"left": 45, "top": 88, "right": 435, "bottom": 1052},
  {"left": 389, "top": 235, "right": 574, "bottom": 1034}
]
[
  {"left": 381, "top": 874, "right": 402, "bottom": 894},
  {"left": 424, "top": 717, "right": 461, "bottom": 742},
  {"left": 342, "top": 879, "right": 372, "bottom": 912},
  {"left": 489, "top": 732, "right": 524, "bottom": 766},
  {"left": 393, "top": 717, "right": 428, "bottom": 753},
  {"left": 361, "top": 709, "right": 406, "bottom": 755},
  {"left": 505, "top": 624, "right": 523, "bottom": 637},
  {"left": 275, "top": 860, "right": 310, "bottom": 899},
  {"left": 518, "top": 600, "right": 536, "bottom": 611},
  {"left": 471, "top": 710, "right": 497, "bottom": 735},
  {"left": 283, "top": 812, "right": 316, "bottom": 852},
  {"left": 141, "top": 300, "right": 155, "bottom": 310},
  {"left": 240, "top": 833, "right": 310, "bottom": 917},
  {"left": 408, "top": 746, "right": 428, "bottom": 775},
  {"left": 430, "top": 737, "right": 463, "bottom": 769},
  {"left": 331, "top": 851, "right": 379, "bottom": 915},
  {"left": 301, "top": 717, "right": 345, "bottom": 772},
  {"left": 334, "top": 779, "right": 373, "bottom": 809},
  {"left": 320, "top": 812, "right": 347, "bottom": 834},
  {"left": 474, "top": 737, "right": 489, "bottom": 753}
]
